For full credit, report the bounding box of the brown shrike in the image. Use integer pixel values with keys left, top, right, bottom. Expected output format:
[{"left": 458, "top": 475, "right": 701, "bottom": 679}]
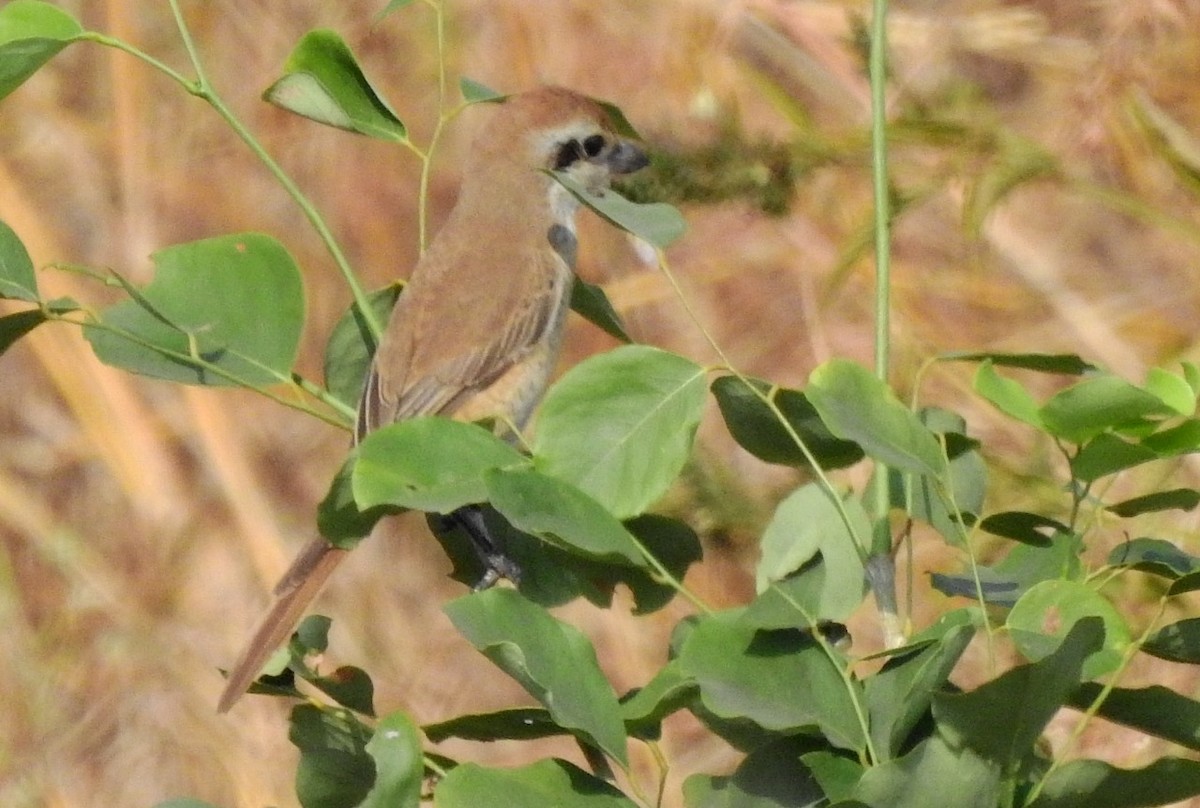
[{"left": 218, "top": 87, "right": 648, "bottom": 712}]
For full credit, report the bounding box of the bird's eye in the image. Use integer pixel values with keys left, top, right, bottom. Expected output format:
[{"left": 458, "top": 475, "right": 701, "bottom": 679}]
[
  {"left": 554, "top": 139, "right": 583, "bottom": 170},
  {"left": 582, "top": 134, "right": 606, "bottom": 157}
]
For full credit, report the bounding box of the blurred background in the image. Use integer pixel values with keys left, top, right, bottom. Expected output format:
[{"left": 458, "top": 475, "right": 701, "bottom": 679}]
[{"left": 3, "top": 0, "right": 1200, "bottom": 805}]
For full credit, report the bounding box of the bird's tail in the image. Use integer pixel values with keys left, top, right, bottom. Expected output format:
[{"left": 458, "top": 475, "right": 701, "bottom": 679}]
[{"left": 217, "top": 538, "right": 349, "bottom": 712}]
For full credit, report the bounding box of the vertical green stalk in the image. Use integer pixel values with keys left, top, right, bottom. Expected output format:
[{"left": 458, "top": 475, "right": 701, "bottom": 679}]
[{"left": 866, "top": 0, "right": 903, "bottom": 643}]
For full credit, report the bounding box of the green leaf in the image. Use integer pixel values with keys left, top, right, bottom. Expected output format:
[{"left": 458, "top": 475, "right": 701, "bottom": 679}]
[
  {"left": 866, "top": 619, "right": 975, "bottom": 759},
  {"left": 1007, "top": 582, "right": 1129, "bottom": 680},
  {"left": 1068, "top": 683, "right": 1200, "bottom": 752},
  {"left": 569, "top": 278, "right": 631, "bottom": 343},
  {"left": 360, "top": 711, "right": 422, "bottom": 808},
  {"left": 894, "top": 408, "right": 986, "bottom": 545},
  {"left": 308, "top": 666, "right": 375, "bottom": 717},
  {"left": 533, "top": 345, "right": 705, "bottom": 519},
  {"left": 755, "top": 484, "right": 868, "bottom": 620},
  {"left": 973, "top": 361, "right": 1043, "bottom": 429},
  {"left": 551, "top": 173, "right": 686, "bottom": 248},
  {"left": 943, "top": 351, "right": 1095, "bottom": 375},
  {"left": 0, "top": 308, "right": 47, "bottom": 355},
  {"left": 679, "top": 611, "right": 866, "bottom": 752},
  {"left": 680, "top": 737, "right": 831, "bottom": 808},
  {"left": 1142, "top": 419, "right": 1200, "bottom": 454},
  {"left": 0, "top": 0, "right": 83, "bottom": 101},
  {"left": 978, "top": 511, "right": 1068, "bottom": 547},
  {"left": 317, "top": 454, "right": 396, "bottom": 548},
  {"left": 424, "top": 708, "right": 565, "bottom": 744},
  {"left": 459, "top": 76, "right": 504, "bottom": 104},
  {"left": 934, "top": 618, "right": 1104, "bottom": 774},
  {"left": 435, "top": 759, "right": 636, "bottom": 807},
  {"left": 931, "top": 535, "right": 1083, "bottom": 608},
  {"left": 1143, "top": 618, "right": 1200, "bottom": 664},
  {"left": 806, "top": 359, "right": 944, "bottom": 476},
  {"left": 0, "top": 218, "right": 38, "bottom": 301},
  {"left": 1144, "top": 366, "right": 1196, "bottom": 415},
  {"left": 1107, "top": 537, "right": 1199, "bottom": 578},
  {"left": 352, "top": 418, "right": 528, "bottom": 512},
  {"left": 444, "top": 588, "right": 628, "bottom": 766},
  {"left": 849, "top": 733, "right": 1000, "bottom": 808},
  {"left": 619, "top": 660, "right": 696, "bottom": 739},
  {"left": 263, "top": 30, "right": 407, "bottom": 140},
  {"left": 1070, "top": 433, "right": 1160, "bottom": 482},
  {"left": 1027, "top": 757, "right": 1200, "bottom": 808},
  {"left": 1106, "top": 488, "right": 1200, "bottom": 517},
  {"left": 1039, "top": 374, "right": 1174, "bottom": 443},
  {"left": 84, "top": 234, "right": 305, "bottom": 386},
  {"left": 485, "top": 467, "right": 645, "bottom": 567},
  {"left": 323, "top": 285, "right": 400, "bottom": 409},
  {"left": 711, "top": 375, "right": 864, "bottom": 470},
  {"left": 289, "top": 704, "right": 376, "bottom": 808}
]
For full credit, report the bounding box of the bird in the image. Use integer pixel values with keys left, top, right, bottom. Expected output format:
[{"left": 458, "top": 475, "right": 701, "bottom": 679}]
[{"left": 217, "top": 86, "right": 649, "bottom": 712}]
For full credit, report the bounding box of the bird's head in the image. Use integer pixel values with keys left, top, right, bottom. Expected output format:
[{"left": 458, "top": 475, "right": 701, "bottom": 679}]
[{"left": 467, "top": 86, "right": 649, "bottom": 197}]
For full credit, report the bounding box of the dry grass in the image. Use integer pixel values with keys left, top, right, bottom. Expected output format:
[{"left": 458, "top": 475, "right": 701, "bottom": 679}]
[{"left": 2, "top": 0, "right": 1200, "bottom": 805}]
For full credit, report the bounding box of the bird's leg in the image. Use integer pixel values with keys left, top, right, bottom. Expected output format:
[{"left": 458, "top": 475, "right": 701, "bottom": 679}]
[{"left": 438, "top": 504, "right": 523, "bottom": 590}]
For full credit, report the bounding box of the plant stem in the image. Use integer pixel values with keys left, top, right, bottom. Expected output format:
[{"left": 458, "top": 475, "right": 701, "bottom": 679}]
[{"left": 866, "top": 0, "right": 904, "bottom": 647}]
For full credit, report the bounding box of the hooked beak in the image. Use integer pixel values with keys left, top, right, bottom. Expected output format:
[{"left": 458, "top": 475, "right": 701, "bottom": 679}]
[{"left": 607, "top": 141, "right": 650, "bottom": 175}]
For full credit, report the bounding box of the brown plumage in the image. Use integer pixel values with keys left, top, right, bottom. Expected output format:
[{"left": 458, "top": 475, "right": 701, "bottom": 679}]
[{"left": 217, "top": 87, "right": 648, "bottom": 712}]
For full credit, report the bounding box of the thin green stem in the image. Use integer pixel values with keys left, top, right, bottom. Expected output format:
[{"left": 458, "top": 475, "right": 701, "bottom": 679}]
[{"left": 657, "top": 250, "right": 869, "bottom": 561}]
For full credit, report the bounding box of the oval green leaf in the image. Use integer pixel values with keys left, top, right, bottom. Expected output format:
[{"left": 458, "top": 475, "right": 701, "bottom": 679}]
[
  {"left": 0, "top": 219, "right": 38, "bottom": 301},
  {"left": 806, "top": 358, "right": 944, "bottom": 476},
  {"left": 1007, "top": 580, "right": 1130, "bottom": 680},
  {"left": 263, "top": 29, "right": 407, "bottom": 141},
  {"left": 0, "top": 0, "right": 84, "bottom": 101},
  {"left": 533, "top": 345, "right": 705, "bottom": 519},
  {"left": 85, "top": 233, "right": 304, "bottom": 386},
  {"left": 551, "top": 173, "right": 685, "bottom": 248},
  {"left": 444, "top": 588, "right": 629, "bottom": 767}
]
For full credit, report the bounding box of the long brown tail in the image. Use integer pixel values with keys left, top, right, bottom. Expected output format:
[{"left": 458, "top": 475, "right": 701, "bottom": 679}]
[{"left": 217, "top": 538, "right": 349, "bottom": 712}]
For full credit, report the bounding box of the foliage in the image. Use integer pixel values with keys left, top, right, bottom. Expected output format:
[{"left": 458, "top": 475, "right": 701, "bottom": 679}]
[{"left": 3, "top": 1, "right": 1200, "bottom": 807}]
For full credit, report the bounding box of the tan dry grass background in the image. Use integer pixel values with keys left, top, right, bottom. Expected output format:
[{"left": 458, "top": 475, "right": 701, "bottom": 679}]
[{"left": 3, "top": 0, "right": 1200, "bottom": 805}]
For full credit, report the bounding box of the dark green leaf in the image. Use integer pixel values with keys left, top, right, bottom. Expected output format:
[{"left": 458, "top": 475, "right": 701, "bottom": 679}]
[
  {"left": 85, "top": 234, "right": 304, "bottom": 386},
  {"left": 309, "top": 666, "right": 375, "bottom": 717},
  {"left": 1142, "top": 419, "right": 1200, "bottom": 454},
  {"left": 424, "top": 708, "right": 565, "bottom": 743},
  {"left": 895, "top": 408, "right": 986, "bottom": 544},
  {"left": 711, "top": 375, "right": 864, "bottom": 470},
  {"left": 360, "top": 711, "right": 422, "bottom": 808},
  {"left": 533, "top": 345, "right": 705, "bottom": 519},
  {"left": 1027, "top": 757, "right": 1200, "bottom": 808},
  {"left": 943, "top": 351, "right": 1094, "bottom": 375},
  {"left": 569, "top": 278, "right": 632, "bottom": 343},
  {"left": 1106, "top": 488, "right": 1200, "bottom": 517},
  {"left": 435, "top": 759, "right": 635, "bottom": 807},
  {"left": 806, "top": 359, "right": 944, "bottom": 476},
  {"left": 323, "top": 285, "right": 400, "bottom": 409},
  {"left": 316, "top": 453, "right": 396, "bottom": 548},
  {"left": 295, "top": 614, "right": 332, "bottom": 654},
  {"left": 0, "top": 308, "right": 46, "bottom": 355},
  {"left": 264, "top": 30, "right": 406, "bottom": 140},
  {"left": 934, "top": 618, "right": 1104, "bottom": 772},
  {"left": 353, "top": 418, "right": 528, "bottom": 512},
  {"left": 444, "top": 588, "right": 628, "bottom": 766},
  {"left": 1144, "top": 618, "right": 1200, "bottom": 664},
  {"left": 1068, "top": 683, "right": 1200, "bottom": 752},
  {"left": 0, "top": 0, "right": 83, "bottom": 101},
  {"left": 682, "top": 737, "right": 831, "bottom": 808},
  {"left": 978, "top": 511, "right": 1068, "bottom": 547},
  {"left": 930, "top": 535, "right": 1083, "bottom": 608},
  {"left": 289, "top": 704, "right": 376, "bottom": 808},
  {"left": 551, "top": 173, "right": 686, "bottom": 248},
  {"left": 1107, "top": 537, "right": 1198, "bottom": 579},
  {"left": 0, "top": 218, "right": 39, "bottom": 301}
]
